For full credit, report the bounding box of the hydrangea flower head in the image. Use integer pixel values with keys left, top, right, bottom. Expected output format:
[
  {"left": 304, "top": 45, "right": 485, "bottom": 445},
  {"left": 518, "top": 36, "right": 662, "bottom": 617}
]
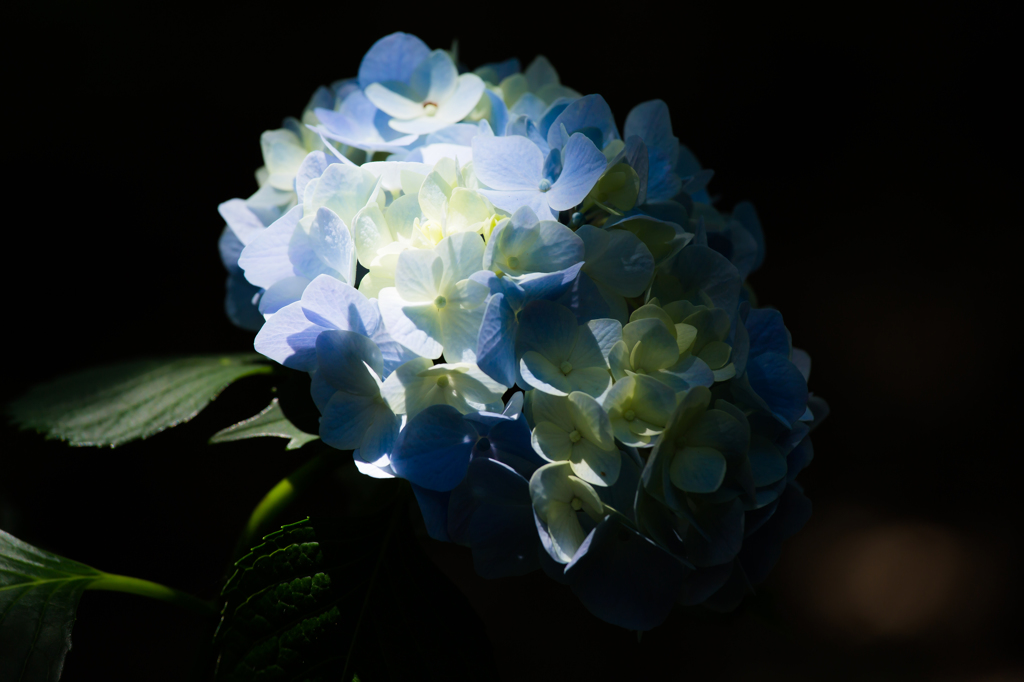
[{"left": 219, "top": 31, "right": 828, "bottom": 631}]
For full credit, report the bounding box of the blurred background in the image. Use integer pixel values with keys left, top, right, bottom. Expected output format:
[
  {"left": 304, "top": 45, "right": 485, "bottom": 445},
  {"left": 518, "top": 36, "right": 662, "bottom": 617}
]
[{"left": 3, "top": 4, "right": 1020, "bottom": 680}]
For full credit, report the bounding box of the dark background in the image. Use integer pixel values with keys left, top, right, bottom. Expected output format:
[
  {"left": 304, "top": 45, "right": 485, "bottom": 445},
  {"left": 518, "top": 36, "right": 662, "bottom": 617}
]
[{"left": 3, "top": 5, "right": 1020, "bottom": 681}]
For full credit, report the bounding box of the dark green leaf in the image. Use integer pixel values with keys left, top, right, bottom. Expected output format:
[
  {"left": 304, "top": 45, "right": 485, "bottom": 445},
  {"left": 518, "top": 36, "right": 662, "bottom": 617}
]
[
  {"left": 210, "top": 398, "right": 319, "bottom": 450},
  {"left": 8, "top": 354, "right": 271, "bottom": 447},
  {"left": 214, "top": 509, "right": 497, "bottom": 682},
  {"left": 0, "top": 530, "right": 102, "bottom": 681}
]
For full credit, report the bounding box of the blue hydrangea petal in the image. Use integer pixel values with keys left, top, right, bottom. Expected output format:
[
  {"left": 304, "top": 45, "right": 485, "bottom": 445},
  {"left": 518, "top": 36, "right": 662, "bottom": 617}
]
[
  {"left": 258, "top": 276, "right": 310, "bottom": 315},
  {"left": 219, "top": 198, "right": 268, "bottom": 246},
  {"left": 547, "top": 94, "right": 620, "bottom": 152},
  {"left": 476, "top": 293, "right": 518, "bottom": 387},
  {"left": 564, "top": 516, "right": 687, "bottom": 631},
  {"left": 546, "top": 133, "right": 607, "bottom": 211},
  {"left": 315, "top": 329, "right": 384, "bottom": 394},
  {"left": 448, "top": 458, "right": 540, "bottom": 578},
  {"left": 745, "top": 352, "right": 809, "bottom": 427},
  {"left": 237, "top": 206, "right": 305, "bottom": 289},
  {"left": 471, "top": 134, "right": 544, "bottom": 190},
  {"left": 412, "top": 483, "right": 452, "bottom": 542},
  {"left": 358, "top": 32, "right": 431, "bottom": 89},
  {"left": 745, "top": 308, "right": 792, "bottom": 359},
  {"left": 391, "top": 404, "right": 477, "bottom": 491}
]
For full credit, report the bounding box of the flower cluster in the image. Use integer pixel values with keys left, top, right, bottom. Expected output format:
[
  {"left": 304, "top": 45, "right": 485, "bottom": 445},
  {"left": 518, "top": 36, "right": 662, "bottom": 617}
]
[{"left": 217, "top": 32, "right": 827, "bottom": 630}]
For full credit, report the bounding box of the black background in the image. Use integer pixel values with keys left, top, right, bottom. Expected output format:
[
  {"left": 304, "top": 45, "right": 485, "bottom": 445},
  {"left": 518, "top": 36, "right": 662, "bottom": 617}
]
[{"left": 3, "top": 5, "right": 1020, "bottom": 681}]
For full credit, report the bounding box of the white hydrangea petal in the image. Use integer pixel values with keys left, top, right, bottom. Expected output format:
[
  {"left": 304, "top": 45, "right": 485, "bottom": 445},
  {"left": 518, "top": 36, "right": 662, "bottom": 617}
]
[
  {"left": 570, "top": 439, "right": 620, "bottom": 487},
  {"left": 394, "top": 249, "right": 442, "bottom": 302},
  {"left": 520, "top": 351, "right": 571, "bottom": 395},
  {"left": 434, "top": 73, "right": 486, "bottom": 123},
  {"left": 410, "top": 49, "right": 458, "bottom": 103},
  {"left": 364, "top": 81, "right": 424, "bottom": 119},
  {"left": 532, "top": 421, "right": 573, "bottom": 462},
  {"left": 379, "top": 289, "right": 444, "bottom": 359},
  {"left": 547, "top": 503, "right": 586, "bottom": 563},
  {"left": 437, "top": 232, "right": 485, "bottom": 288},
  {"left": 439, "top": 304, "right": 485, "bottom": 363}
]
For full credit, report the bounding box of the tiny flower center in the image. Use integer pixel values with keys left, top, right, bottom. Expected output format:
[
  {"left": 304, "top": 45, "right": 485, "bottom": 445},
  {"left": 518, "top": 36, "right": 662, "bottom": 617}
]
[
  {"left": 624, "top": 409, "right": 636, "bottom": 422},
  {"left": 559, "top": 361, "right": 573, "bottom": 375},
  {"left": 570, "top": 497, "right": 583, "bottom": 511},
  {"left": 422, "top": 101, "right": 438, "bottom": 116},
  {"left": 476, "top": 436, "right": 491, "bottom": 452},
  {"left": 436, "top": 375, "right": 450, "bottom": 388},
  {"left": 434, "top": 295, "right": 447, "bottom": 309},
  {"left": 506, "top": 255, "right": 520, "bottom": 269},
  {"left": 538, "top": 178, "right": 552, "bottom": 192},
  {"left": 569, "top": 430, "right": 582, "bottom": 443}
]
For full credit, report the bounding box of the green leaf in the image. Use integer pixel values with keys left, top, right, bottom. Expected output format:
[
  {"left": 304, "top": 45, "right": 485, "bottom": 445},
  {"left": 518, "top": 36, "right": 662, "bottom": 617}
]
[
  {"left": 210, "top": 398, "right": 319, "bottom": 450},
  {"left": 0, "top": 529, "right": 102, "bottom": 681},
  {"left": 8, "top": 354, "right": 272, "bottom": 447},
  {"left": 214, "top": 509, "right": 497, "bottom": 682}
]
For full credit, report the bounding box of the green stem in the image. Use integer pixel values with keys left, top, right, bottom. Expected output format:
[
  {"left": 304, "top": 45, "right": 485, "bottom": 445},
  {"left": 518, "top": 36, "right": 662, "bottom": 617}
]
[
  {"left": 87, "top": 573, "right": 216, "bottom": 618},
  {"left": 236, "top": 449, "right": 345, "bottom": 554}
]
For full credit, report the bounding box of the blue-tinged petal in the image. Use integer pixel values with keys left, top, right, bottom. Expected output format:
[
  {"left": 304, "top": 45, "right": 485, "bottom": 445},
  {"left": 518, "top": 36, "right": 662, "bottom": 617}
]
[
  {"left": 515, "top": 262, "right": 584, "bottom": 302},
  {"left": 477, "top": 188, "right": 551, "bottom": 219},
  {"left": 476, "top": 294, "right": 518, "bottom": 387},
  {"left": 623, "top": 99, "right": 679, "bottom": 168},
  {"left": 746, "top": 352, "right": 809, "bottom": 427},
  {"left": 314, "top": 91, "right": 419, "bottom": 152},
  {"left": 300, "top": 274, "right": 381, "bottom": 337},
  {"left": 254, "top": 300, "right": 326, "bottom": 370},
  {"left": 510, "top": 92, "right": 547, "bottom": 123},
  {"left": 309, "top": 207, "right": 355, "bottom": 282},
  {"left": 516, "top": 299, "right": 578, "bottom": 361},
  {"left": 315, "top": 329, "right": 384, "bottom": 394},
  {"left": 218, "top": 224, "right": 245, "bottom": 271},
  {"left": 624, "top": 136, "right": 649, "bottom": 206},
  {"left": 538, "top": 98, "right": 574, "bottom": 140},
  {"left": 427, "top": 123, "right": 481, "bottom": 146},
  {"left": 504, "top": 114, "right": 549, "bottom": 152},
  {"left": 448, "top": 458, "right": 540, "bottom": 577},
  {"left": 409, "top": 49, "right": 458, "bottom": 103},
  {"left": 556, "top": 271, "right": 611, "bottom": 322},
  {"left": 238, "top": 206, "right": 305, "bottom": 288},
  {"left": 564, "top": 515, "right": 686, "bottom": 630},
  {"left": 671, "top": 244, "right": 743, "bottom": 313},
  {"left": 358, "top": 32, "right": 431, "bottom": 89},
  {"left": 259, "top": 275, "right": 310, "bottom": 314},
  {"left": 791, "top": 348, "right": 811, "bottom": 381},
  {"left": 320, "top": 392, "right": 382, "bottom": 449},
  {"left": 471, "top": 134, "right": 544, "bottom": 190},
  {"left": 547, "top": 94, "right": 620, "bottom": 152},
  {"left": 483, "top": 89, "right": 508, "bottom": 139},
  {"left": 745, "top": 308, "right": 791, "bottom": 359},
  {"left": 412, "top": 483, "right": 452, "bottom": 542},
  {"left": 391, "top": 404, "right": 477, "bottom": 491},
  {"left": 225, "top": 270, "right": 264, "bottom": 332},
  {"left": 358, "top": 402, "right": 400, "bottom": 462},
  {"left": 219, "top": 198, "right": 267, "bottom": 246},
  {"left": 546, "top": 133, "right": 608, "bottom": 211}
]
